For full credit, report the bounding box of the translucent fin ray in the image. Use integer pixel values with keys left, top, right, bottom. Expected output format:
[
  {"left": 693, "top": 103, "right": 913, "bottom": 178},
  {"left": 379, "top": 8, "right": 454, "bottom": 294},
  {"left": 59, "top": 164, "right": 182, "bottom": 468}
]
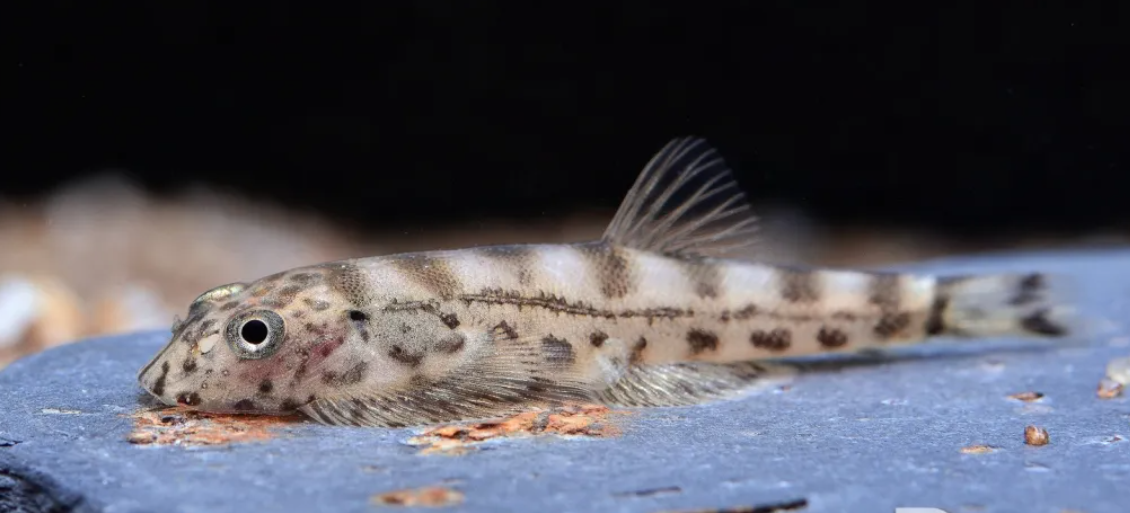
[
  {"left": 602, "top": 137, "right": 761, "bottom": 259},
  {"left": 594, "top": 360, "right": 796, "bottom": 408}
]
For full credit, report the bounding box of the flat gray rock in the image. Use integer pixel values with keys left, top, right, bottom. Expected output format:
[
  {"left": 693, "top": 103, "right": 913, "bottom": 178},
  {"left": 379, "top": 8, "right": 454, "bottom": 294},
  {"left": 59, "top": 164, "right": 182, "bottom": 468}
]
[{"left": 3, "top": 249, "right": 1130, "bottom": 513}]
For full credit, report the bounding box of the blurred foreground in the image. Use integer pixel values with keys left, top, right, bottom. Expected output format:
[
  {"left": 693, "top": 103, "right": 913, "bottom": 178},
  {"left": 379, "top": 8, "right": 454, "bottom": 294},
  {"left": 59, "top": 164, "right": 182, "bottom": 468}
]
[{"left": 1, "top": 175, "right": 1125, "bottom": 369}]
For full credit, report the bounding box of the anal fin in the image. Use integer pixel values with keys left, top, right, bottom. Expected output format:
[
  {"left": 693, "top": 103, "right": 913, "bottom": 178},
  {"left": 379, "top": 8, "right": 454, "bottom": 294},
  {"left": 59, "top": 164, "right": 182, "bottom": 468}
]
[{"left": 594, "top": 361, "right": 797, "bottom": 408}]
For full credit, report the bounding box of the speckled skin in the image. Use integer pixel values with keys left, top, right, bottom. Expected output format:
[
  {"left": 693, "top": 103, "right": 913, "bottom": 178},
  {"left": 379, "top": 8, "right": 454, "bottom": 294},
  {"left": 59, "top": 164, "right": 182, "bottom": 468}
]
[{"left": 137, "top": 138, "right": 1078, "bottom": 427}]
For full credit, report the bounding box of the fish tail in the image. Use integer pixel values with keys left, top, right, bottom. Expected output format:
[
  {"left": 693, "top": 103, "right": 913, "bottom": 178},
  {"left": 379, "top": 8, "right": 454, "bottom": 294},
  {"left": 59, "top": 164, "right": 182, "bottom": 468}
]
[{"left": 928, "top": 272, "right": 1079, "bottom": 339}]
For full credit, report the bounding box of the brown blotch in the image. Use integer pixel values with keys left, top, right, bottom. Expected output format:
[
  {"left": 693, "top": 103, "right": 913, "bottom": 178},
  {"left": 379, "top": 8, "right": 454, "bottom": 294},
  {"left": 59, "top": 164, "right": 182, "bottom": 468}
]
[
  {"left": 325, "top": 262, "right": 371, "bottom": 307},
  {"left": 289, "top": 272, "right": 321, "bottom": 285},
  {"left": 1010, "top": 273, "right": 1044, "bottom": 306},
  {"left": 868, "top": 273, "right": 901, "bottom": 309},
  {"left": 232, "top": 399, "right": 257, "bottom": 411},
  {"left": 258, "top": 380, "right": 273, "bottom": 395},
  {"left": 779, "top": 269, "right": 820, "bottom": 303},
  {"left": 303, "top": 298, "right": 331, "bottom": 311},
  {"left": 439, "top": 312, "right": 460, "bottom": 329},
  {"left": 176, "top": 391, "right": 202, "bottom": 406},
  {"left": 816, "top": 327, "right": 849, "bottom": 348},
  {"left": 492, "top": 320, "right": 519, "bottom": 340},
  {"left": 152, "top": 361, "right": 170, "bottom": 396},
  {"left": 874, "top": 311, "right": 912, "bottom": 338},
  {"left": 476, "top": 245, "right": 537, "bottom": 286},
  {"left": 590, "top": 330, "right": 608, "bottom": 348},
  {"left": 434, "top": 333, "right": 466, "bottom": 354},
  {"left": 541, "top": 335, "right": 575, "bottom": 366},
  {"left": 579, "top": 242, "right": 635, "bottom": 299},
  {"left": 686, "top": 328, "right": 720, "bottom": 354},
  {"left": 182, "top": 358, "right": 198, "bottom": 374},
  {"left": 389, "top": 345, "right": 425, "bottom": 368},
  {"left": 679, "top": 257, "right": 720, "bottom": 299},
  {"left": 924, "top": 294, "right": 948, "bottom": 335},
  {"left": 220, "top": 301, "right": 241, "bottom": 311},
  {"left": 750, "top": 328, "right": 791, "bottom": 351},
  {"left": 389, "top": 254, "right": 462, "bottom": 300},
  {"left": 630, "top": 337, "right": 648, "bottom": 364},
  {"left": 1020, "top": 309, "right": 1065, "bottom": 336},
  {"left": 279, "top": 398, "right": 301, "bottom": 411},
  {"left": 262, "top": 284, "right": 303, "bottom": 309}
]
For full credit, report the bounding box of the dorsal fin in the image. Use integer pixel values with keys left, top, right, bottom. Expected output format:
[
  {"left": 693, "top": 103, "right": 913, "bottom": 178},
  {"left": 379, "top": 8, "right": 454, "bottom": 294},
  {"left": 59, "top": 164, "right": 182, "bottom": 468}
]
[{"left": 602, "top": 137, "right": 760, "bottom": 259}]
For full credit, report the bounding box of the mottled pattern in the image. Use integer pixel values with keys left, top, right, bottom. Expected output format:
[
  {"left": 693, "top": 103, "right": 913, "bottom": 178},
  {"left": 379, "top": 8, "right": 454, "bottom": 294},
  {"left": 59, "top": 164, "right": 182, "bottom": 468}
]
[
  {"left": 578, "top": 242, "right": 635, "bottom": 299},
  {"left": 778, "top": 270, "right": 820, "bottom": 303},
  {"left": 137, "top": 137, "right": 1078, "bottom": 428},
  {"left": 388, "top": 254, "right": 462, "bottom": 300}
]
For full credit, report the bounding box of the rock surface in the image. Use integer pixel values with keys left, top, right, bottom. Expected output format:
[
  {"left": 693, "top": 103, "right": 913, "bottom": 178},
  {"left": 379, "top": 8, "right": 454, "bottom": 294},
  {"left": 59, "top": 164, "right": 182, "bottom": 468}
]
[{"left": 2, "top": 249, "right": 1130, "bottom": 513}]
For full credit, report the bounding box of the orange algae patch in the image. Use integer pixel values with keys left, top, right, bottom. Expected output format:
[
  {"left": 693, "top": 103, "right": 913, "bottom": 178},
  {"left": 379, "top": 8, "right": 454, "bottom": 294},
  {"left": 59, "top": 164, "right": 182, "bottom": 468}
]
[
  {"left": 407, "top": 403, "right": 625, "bottom": 455},
  {"left": 126, "top": 406, "right": 304, "bottom": 446}
]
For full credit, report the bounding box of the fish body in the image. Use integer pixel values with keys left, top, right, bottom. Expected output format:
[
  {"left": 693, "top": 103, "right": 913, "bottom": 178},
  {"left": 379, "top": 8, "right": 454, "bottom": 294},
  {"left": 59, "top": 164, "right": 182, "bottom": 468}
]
[{"left": 138, "top": 138, "right": 1078, "bottom": 427}]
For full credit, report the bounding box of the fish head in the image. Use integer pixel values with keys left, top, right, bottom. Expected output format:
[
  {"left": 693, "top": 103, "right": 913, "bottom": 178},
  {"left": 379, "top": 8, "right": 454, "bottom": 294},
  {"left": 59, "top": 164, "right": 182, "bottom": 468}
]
[{"left": 136, "top": 267, "right": 352, "bottom": 415}]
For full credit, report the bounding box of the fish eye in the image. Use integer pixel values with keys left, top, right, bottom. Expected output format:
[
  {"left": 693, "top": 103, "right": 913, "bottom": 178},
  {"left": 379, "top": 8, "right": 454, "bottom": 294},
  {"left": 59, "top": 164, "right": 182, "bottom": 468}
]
[{"left": 225, "top": 310, "right": 285, "bottom": 359}]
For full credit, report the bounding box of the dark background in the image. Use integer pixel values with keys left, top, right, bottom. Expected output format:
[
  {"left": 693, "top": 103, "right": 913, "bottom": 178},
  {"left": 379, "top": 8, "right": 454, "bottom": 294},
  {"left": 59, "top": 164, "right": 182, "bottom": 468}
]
[{"left": 9, "top": 2, "right": 1129, "bottom": 236}]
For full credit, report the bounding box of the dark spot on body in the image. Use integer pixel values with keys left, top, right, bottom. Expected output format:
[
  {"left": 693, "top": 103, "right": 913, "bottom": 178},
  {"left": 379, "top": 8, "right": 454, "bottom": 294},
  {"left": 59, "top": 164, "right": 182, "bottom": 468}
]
[
  {"left": 868, "top": 274, "right": 902, "bottom": 309},
  {"left": 679, "top": 257, "right": 720, "bottom": 299},
  {"left": 779, "top": 270, "right": 820, "bottom": 303},
  {"left": 232, "top": 399, "right": 257, "bottom": 411},
  {"left": 750, "top": 328, "right": 791, "bottom": 351},
  {"left": 325, "top": 262, "right": 371, "bottom": 307},
  {"left": 280, "top": 398, "right": 300, "bottom": 411},
  {"left": 1011, "top": 273, "right": 1044, "bottom": 306},
  {"left": 349, "top": 310, "right": 369, "bottom": 322},
  {"left": 541, "top": 335, "right": 575, "bottom": 365},
  {"left": 259, "top": 379, "right": 273, "bottom": 394},
  {"left": 388, "top": 345, "right": 424, "bottom": 368},
  {"left": 590, "top": 330, "right": 608, "bottom": 347},
  {"left": 630, "top": 337, "right": 648, "bottom": 363},
  {"left": 152, "top": 361, "right": 170, "bottom": 396},
  {"left": 289, "top": 272, "right": 321, "bottom": 285},
  {"left": 304, "top": 298, "right": 331, "bottom": 311},
  {"left": 182, "top": 358, "right": 197, "bottom": 374},
  {"left": 439, "top": 312, "right": 460, "bottom": 329},
  {"left": 476, "top": 245, "right": 537, "bottom": 286},
  {"left": 579, "top": 242, "right": 635, "bottom": 299},
  {"left": 327, "top": 361, "right": 368, "bottom": 386},
  {"left": 874, "top": 311, "right": 912, "bottom": 338},
  {"left": 816, "top": 327, "right": 849, "bottom": 348},
  {"left": 390, "top": 254, "right": 462, "bottom": 300},
  {"left": 925, "top": 295, "right": 949, "bottom": 335},
  {"left": 493, "top": 320, "right": 519, "bottom": 340},
  {"left": 262, "top": 284, "right": 303, "bottom": 309},
  {"left": 434, "top": 333, "right": 466, "bottom": 354},
  {"left": 175, "top": 391, "right": 201, "bottom": 406},
  {"left": 1021, "top": 309, "right": 1065, "bottom": 336},
  {"left": 686, "top": 328, "right": 720, "bottom": 354}
]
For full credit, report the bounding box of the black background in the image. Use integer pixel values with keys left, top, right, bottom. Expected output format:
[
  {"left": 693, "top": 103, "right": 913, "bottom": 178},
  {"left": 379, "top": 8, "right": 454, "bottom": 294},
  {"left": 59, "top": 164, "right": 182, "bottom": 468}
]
[{"left": 10, "top": 2, "right": 1129, "bottom": 236}]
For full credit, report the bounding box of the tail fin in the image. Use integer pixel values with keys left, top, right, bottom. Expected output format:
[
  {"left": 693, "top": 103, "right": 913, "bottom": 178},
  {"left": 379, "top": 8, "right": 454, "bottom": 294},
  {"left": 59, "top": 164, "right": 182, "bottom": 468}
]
[{"left": 929, "top": 272, "right": 1080, "bottom": 339}]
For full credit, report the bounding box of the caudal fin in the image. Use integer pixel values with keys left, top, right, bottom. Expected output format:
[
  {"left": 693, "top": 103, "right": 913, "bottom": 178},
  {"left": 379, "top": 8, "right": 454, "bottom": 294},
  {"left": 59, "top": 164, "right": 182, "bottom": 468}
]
[{"left": 929, "top": 273, "right": 1080, "bottom": 339}]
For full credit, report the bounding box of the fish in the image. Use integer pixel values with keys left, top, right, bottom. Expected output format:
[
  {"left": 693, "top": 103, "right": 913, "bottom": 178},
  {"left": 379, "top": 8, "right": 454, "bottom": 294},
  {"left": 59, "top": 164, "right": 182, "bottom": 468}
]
[{"left": 137, "top": 137, "right": 1080, "bottom": 427}]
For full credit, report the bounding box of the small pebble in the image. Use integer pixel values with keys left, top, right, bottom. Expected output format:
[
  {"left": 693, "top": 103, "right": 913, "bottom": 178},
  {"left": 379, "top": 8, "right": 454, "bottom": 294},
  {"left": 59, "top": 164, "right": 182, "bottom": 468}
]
[
  {"left": 1008, "top": 391, "right": 1044, "bottom": 402},
  {"left": 1025, "top": 425, "right": 1050, "bottom": 446},
  {"left": 127, "top": 431, "right": 156, "bottom": 445},
  {"left": 1097, "top": 378, "right": 1124, "bottom": 399}
]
